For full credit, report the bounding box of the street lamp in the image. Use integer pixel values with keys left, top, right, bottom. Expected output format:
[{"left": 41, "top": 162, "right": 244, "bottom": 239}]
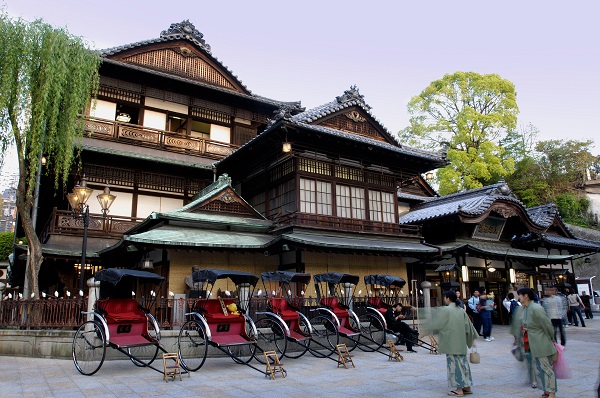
[{"left": 67, "top": 175, "right": 116, "bottom": 292}]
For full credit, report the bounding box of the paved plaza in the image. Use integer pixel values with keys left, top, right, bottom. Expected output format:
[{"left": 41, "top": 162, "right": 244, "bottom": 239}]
[{"left": 1, "top": 318, "right": 598, "bottom": 398}]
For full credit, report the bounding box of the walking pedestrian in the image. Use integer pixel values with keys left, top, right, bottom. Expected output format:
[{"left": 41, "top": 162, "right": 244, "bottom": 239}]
[
  {"left": 430, "top": 290, "right": 478, "bottom": 396},
  {"left": 567, "top": 290, "right": 586, "bottom": 327},
  {"left": 467, "top": 290, "right": 482, "bottom": 336},
  {"left": 542, "top": 290, "right": 566, "bottom": 346},
  {"left": 580, "top": 291, "right": 593, "bottom": 319},
  {"left": 479, "top": 293, "right": 496, "bottom": 341},
  {"left": 503, "top": 292, "right": 520, "bottom": 324},
  {"left": 511, "top": 287, "right": 558, "bottom": 398}
]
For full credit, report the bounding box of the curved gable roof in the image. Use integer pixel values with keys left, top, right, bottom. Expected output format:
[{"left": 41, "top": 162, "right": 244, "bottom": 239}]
[
  {"left": 101, "top": 20, "right": 250, "bottom": 94},
  {"left": 291, "top": 86, "right": 400, "bottom": 145}
]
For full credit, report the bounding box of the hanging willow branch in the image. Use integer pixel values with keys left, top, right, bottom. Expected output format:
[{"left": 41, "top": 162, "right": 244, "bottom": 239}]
[{"left": 0, "top": 12, "right": 101, "bottom": 296}]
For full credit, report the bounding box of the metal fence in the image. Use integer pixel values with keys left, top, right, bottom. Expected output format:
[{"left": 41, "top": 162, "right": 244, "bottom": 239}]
[{"left": 0, "top": 295, "right": 414, "bottom": 330}]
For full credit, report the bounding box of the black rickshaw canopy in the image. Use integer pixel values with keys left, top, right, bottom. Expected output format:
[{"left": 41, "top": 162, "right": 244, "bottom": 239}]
[
  {"left": 192, "top": 268, "right": 259, "bottom": 287},
  {"left": 364, "top": 274, "right": 406, "bottom": 288},
  {"left": 261, "top": 271, "right": 311, "bottom": 284},
  {"left": 313, "top": 272, "right": 360, "bottom": 285},
  {"left": 94, "top": 268, "right": 164, "bottom": 285}
]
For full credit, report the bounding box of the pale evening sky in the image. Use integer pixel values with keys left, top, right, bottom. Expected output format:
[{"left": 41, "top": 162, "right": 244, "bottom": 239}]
[{"left": 1, "top": 0, "right": 599, "bottom": 182}]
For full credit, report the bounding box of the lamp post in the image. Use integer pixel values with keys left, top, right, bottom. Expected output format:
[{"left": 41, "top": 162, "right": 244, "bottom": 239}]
[{"left": 67, "top": 175, "right": 116, "bottom": 292}]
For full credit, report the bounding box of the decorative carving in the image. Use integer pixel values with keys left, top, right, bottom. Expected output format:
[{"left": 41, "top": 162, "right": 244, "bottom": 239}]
[
  {"left": 344, "top": 110, "right": 366, "bottom": 123},
  {"left": 493, "top": 207, "right": 518, "bottom": 219},
  {"left": 206, "top": 143, "right": 234, "bottom": 156},
  {"left": 161, "top": 20, "right": 211, "bottom": 54},
  {"left": 336, "top": 85, "right": 371, "bottom": 110},
  {"left": 218, "top": 192, "right": 237, "bottom": 204},
  {"left": 164, "top": 135, "right": 201, "bottom": 151},
  {"left": 84, "top": 120, "right": 114, "bottom": 136},
  {"left": 118, "top": 126, "right": 159, "bottom": 143}
]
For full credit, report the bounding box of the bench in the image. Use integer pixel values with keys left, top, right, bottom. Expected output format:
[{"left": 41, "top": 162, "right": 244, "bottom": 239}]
[{"left": 269, "top": 298, "right": 299, "bottom": 321}]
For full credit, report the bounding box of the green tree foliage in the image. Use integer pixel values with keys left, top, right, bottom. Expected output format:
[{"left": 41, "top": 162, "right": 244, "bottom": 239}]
[
  {"left": 400, "top": 72, "right": 519, "bottom": 195},
  {"left": 0, "top": 13, "right": 101, "bottom": 296},
  {"left": 0, "top": 232, "right": 14, "bottom": 262}
]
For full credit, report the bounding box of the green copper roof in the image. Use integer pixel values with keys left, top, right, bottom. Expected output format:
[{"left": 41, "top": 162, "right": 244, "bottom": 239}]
[{"left": 125, "top": 225, "right": 275, "bottom": 249}]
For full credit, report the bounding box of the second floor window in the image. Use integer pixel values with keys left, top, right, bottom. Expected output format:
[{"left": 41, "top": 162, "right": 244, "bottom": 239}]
[
  {"left": 336, "top": 185, "right": 365, "bottom": 219},
  {"left": 300, "top": 178, "right": 332, "bottom": 215},
  {"left": 369, "top": 190, "right": 395, "bottom": 223}
]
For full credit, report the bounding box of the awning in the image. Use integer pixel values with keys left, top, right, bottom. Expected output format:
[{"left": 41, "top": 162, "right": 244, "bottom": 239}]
[
  {"left": 434, "top": 264, "right": 459, "bottom": 272},
  {"left": 280, "top": 231, "right": 437, "bottom": 254},
  {"left": 435, "top": 240, "right": 572, "bottom": 264},
  {"left": 124, "top": 225, "right": 275, "bottom": 249}
]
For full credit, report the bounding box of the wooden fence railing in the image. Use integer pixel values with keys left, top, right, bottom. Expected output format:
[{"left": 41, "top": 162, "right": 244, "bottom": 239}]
[{"left": 0, "top": 295, "right": 414, "bottom": 330}]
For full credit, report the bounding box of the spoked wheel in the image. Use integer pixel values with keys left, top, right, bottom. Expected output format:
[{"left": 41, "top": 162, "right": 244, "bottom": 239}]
[
  {"left": 285, "top": 315, "right": 311, "bottom": 359},
  {"left": 72, "top": 320, "right": 106, "bottom": 376},
  {"left": 254, "top": 317, "right": 288, "bottom": 364},
  {"left": 178, "top": 319, "right": 208, "bottom": 372},
  {"left": 227, "top": 317, "right": 258, "bottom": 364},
  {"left": 128, "top": 315, "right": 160, "bottom": 367},
  {"left": 308, "top": 315, "right": 339, "bottom": 358},
  {"left": 356, "top": 313, "right": 386, "bottom": 352}
]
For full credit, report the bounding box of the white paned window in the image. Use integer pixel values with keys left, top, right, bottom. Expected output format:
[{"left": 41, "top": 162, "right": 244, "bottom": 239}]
[
  {"left": 300, "top": 178, "right": 331, "bottom": 215},
  {"left": 336, "top": 185, "right": 365, "bottom": 219},
  {"left": 143, "top": 110, "right": 167, "bottom": 130},
  {"left": 369, "top": 190, "right": 395, "bottom": 222},
  {"left": 316, "top": 181, "right": 332, "bottom": 215}
]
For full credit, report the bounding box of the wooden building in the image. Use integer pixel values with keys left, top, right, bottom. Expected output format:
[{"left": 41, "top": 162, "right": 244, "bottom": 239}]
[{"left": 10, "top": 20, "right": 599, "bottom": 303}]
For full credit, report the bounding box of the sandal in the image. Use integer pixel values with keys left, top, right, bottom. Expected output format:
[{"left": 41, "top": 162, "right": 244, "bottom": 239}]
[
  {"left": 448, "top": 392, "right": 464, "bottom": 396},
  {"left": 541, "top": 394, "right": 549, "bottom": 398},
  {"left": 463, "top": 389, "right": 473, "bottom": 395}
]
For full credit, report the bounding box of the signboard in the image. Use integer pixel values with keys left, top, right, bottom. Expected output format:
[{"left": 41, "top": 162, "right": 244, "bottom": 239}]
[{"left": 472, "top": 216, "right": 506, "bottom": 241}]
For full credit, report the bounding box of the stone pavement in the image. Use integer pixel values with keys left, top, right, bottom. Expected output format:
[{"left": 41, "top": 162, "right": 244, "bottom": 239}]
[{"left": 1, "top": 319, "right": 598, "bottom": 398}]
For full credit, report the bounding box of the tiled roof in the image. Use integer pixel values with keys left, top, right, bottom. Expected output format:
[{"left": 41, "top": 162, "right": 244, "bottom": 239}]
[
  {"left": 526, "top": 204, "right": 559, "bottom": 229},
  {"left": 398, "top": 182, "right": 525, "bottom": 224},
  {"left": 436, "top": 240, "right": 572, "bottom": 262},
  {"left": 540, "top": 234, "right": 600, "bottom": 250},
  {"left": 100, "top": 21, "right": 302, "bottom": 110},
  {"left": 290, "top": 86, "right": 397, "bottom": 146}
]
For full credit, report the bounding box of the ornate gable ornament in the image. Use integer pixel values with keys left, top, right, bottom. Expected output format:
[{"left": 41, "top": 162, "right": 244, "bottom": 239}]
[
  {"left": 160, "top": 20, "right": 211, "bottom": 54},
  {"left": 335, "top": 85, "right": 371, "bottom": 110}
]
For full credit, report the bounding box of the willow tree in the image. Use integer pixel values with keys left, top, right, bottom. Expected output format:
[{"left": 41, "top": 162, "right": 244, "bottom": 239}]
[
  {"left": 399, "top": 72, "right": 519, "bottom": 195},
  {"left": 0, "top": 13, "right": 101, "bottom": 297}
]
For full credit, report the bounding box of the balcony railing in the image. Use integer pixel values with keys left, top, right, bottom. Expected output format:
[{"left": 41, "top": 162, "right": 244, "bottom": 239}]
[
  {"left": 83, "top": 116, "right": 239, "bottom": 159},
  {"left": 0, "top": 296, "right": 413, "bottom": 330},
  {"left": 274, "top": 212, "right": 421, "bottom": 236},
  {"left": 41, "top": 208, "right": 144, "bottom": 242}
]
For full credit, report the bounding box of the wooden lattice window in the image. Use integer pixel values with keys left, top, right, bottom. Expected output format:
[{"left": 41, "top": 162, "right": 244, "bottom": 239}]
[
  {"left": 270, "top": 159, "right": 294, "bottom": 182},
  {"left": 269, "top": 180, "right": 295, "bottom": 218},
  {"left": 298, "top": 158, "right": 331, "bottom": 176},
  {"left": 234, "top": 125, "right": 257, "bottom": 146},
  {"left": 203, "top": 200, "right": 249, "bottom": 214},
  {"left": 334, "top": 165, "right": 363, "bottom": 182},
  {"left": 98, "top": 85, "right": 141, "bottom": 104},
  {"left": 336, "top": 185, "right": 365, "bottom": 219},
  {"left": 191, "top": 106, "right": 231, "bottom": 124},
  {"left": 320, "top": 114, "right": 382, "bottom": 140},
  {"left": 368, "top": 190, "right": 395, "bottom": 223},
  {"left": 300, "top": 178, "right": 331, "bottom": 216}
]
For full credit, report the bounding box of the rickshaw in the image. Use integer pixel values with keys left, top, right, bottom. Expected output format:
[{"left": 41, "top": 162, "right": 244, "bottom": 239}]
[
  {"left": 364, "top": 273, "right": 437, "bottom": 353},
  {"left": 257, "top": 271, "right": 339, "bottom": 359},
  {"left": 177, "top": 269, "right": 263, "bottom": 373},
  {"left": 313, "top": 272, "right": 386, "bottom": 353},
  {"left": 72, "top": 268, "right": 167, "bottom": 376}
]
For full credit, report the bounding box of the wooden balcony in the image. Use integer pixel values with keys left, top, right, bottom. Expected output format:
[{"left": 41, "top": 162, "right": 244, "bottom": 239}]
[
  {"left": 274, "top": 212, "right": 421, "bottom": 236},
  {"left": 41, "top": 208, "right": 144, "bottom": 242},
  {"left": 83, "top": 116, "right": 239, "bottom": 159}
]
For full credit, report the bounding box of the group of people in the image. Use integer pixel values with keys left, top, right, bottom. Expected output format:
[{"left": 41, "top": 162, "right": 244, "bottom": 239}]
[
  {"left": 430, "top": 287, "right": 567, "bottom": 398},
  {"left": 466, "top": 287, "right": 501, "bottom": 341}
]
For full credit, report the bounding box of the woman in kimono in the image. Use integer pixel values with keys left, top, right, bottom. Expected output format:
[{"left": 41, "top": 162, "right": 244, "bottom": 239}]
[
  {"left": 431, "top": 290, "right": 478, "bottom": 396},
  {"left": 511, "top": 287, "right": 557, "bottom": 398}
]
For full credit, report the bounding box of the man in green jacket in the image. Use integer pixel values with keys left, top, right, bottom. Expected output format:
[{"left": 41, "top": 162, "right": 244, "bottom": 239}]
[
  {"left": 511, "top": 288, "right": 558, "bottom": 398},
  {"left": 431, "top": 290, "right": 478, "bottom": 396}
]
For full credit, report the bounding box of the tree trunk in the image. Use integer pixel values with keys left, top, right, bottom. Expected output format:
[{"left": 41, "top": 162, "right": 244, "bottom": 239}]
[{"left": 15, "top": 174, "right": 43, "bottom": 299}]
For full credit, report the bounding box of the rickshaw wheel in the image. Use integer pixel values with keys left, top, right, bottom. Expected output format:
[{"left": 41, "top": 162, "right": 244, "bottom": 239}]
[
  {"left": 128, "top": 316, "right": 160, "bottom": 367},
  {"left": 178, "top": 319, "right": 208, "bottom": 372},
  {"left": 285, "top": 315, "right": 311, "bottom": 359},
  {"left": 226, "top": 317, "right": 258, "bottom": 364},
  {"left": 72, "top": 320, "right": 106, "bottom": 376},
  {"left": 356, "top": 313, "right": 386, "bottom": 352},
  {"left": 308, "top": 315, "right": 339, "bottom": 358},
  {"left": 254, "top": 317, "right": 288, "bottom": 364}
]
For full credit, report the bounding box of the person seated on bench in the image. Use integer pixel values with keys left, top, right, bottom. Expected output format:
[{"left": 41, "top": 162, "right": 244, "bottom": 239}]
[{"left": 386, "top": 303, "right": 418, "bottom": 353}]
